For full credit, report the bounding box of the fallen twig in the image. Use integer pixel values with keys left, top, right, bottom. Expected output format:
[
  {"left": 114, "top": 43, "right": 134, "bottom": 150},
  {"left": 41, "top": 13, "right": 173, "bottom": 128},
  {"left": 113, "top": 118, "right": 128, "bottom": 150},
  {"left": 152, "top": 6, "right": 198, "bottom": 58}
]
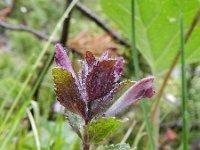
[{"left": 0, "top": 20, "right": 53, "bottom": 42}]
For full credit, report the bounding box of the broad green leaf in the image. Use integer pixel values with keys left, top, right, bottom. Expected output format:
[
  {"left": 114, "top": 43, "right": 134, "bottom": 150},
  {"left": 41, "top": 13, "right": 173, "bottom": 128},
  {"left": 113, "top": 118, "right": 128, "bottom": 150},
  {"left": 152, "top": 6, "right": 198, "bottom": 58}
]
[
  {"left": 101, "top": 0, "right": 200, "bottom": 74},
  {"left": 97, "top": 143, "right": 131, "bottom": 150},
  {"left": 85, "top": 118, "right": 123, "bottom": 144}
]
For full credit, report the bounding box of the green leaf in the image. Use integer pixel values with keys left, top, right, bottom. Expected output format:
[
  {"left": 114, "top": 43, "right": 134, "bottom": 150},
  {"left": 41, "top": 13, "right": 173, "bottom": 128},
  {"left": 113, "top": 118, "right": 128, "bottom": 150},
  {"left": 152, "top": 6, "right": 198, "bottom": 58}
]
[
  {"left": 85, "top": 118, "right": 123, "bottom": 144},
  {"left": 65, "top": 110, "right": 83, "bottom": 138},
  {"left": 97, "top": 143, "right": 132, "bottom": 150},
  {"left": 101, "top": 0, "right": 200, "bottom": 74}
]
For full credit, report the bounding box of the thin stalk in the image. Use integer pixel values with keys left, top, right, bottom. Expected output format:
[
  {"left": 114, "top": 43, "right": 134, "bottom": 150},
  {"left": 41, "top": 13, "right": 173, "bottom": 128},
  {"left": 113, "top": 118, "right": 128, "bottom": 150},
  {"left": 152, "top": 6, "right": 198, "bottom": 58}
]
[
  {"left": 132, "top": 123, "right": 145, "bottom": 147},
  {"left": 120, "top": 120, "right": 136, "bottom": 144},
  {"left": 131, "top": 0, "right": 156, "bottom": 149},
  {"left": 131, "top": 0, "right": 140, "bottom": 78},
  {"left": 180, "top": 14, "right": 188, "bottom": 150},
  {"left": 55, "top": 115, "right": 63, "bottom": 150},
  {"left": 49, "top": 114, "right": 61, "bottom": 149},
  {"left": 27, "top": 109, "right": 41, "bottom": 150}
]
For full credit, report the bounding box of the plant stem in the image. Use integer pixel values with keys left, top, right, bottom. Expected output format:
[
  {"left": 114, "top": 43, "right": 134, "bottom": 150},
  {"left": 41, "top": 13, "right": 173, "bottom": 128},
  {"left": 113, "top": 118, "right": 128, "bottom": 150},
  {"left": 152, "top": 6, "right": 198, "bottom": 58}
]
[
  {"left": 82, "top": 135, "right": 89, "bottom": 150},
  {"left": 180, "top": 14, "right": 188, "bottom": 150},
  {"left": 131, "top": 0, "right": 156, "bottom": 149},
  {"left": 82, "top": 120, "right": 89, "bottom": 150}
]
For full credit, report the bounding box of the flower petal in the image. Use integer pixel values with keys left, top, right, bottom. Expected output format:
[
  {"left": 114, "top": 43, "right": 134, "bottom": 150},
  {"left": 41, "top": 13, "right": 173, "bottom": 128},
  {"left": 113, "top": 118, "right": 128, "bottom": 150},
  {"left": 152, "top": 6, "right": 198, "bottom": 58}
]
[
  {"left": 52, "top": 67, "right": 86, "bottom": 118},
  {"left": 104, "top": 76, "right": 155, "bottom": 117},
  {"left": 55, "top": 43, "right": 77, "bottom": 79}
]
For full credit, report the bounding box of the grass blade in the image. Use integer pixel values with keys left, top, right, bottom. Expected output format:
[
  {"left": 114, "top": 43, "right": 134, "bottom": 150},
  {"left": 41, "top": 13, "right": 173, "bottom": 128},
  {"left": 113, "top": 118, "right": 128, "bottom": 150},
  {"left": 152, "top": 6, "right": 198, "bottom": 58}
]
[
  {"left": 27, "top": 108, "right": 41, "bottom": 150},
  {"left": 180, "top": 14, "right": 188, "bottom": 150},
  {"left": 131, "top": 0, "right": 156, "bottom": 149},
  {"left": 55, "top": 115, "right": 63, "bottom": 150},
  {"left": 0, "top": 101, "right": 30, "bottom": 150},
  {"left": 120, "top": 120, "right": 136, "bottom": 144}
]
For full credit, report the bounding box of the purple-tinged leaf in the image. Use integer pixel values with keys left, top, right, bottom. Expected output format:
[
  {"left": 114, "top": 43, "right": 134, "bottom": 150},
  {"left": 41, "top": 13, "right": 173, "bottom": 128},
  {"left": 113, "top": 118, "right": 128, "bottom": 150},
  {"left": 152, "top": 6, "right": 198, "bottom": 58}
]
[
  {"left": 89, "top": 84, "right": 119, "bottom": 119},
  {"left": 105, "top": 76, "right": 155, "bottom": 117},
  {"left": 99, "top": 51, "right": 109, "bottom": 61},
  {"left": 85, "top": 51, "right": 96, "bottom": 67},
  {"left": 86, "top": 60, "right": 117, "bottom": 102},
  {"left": 90, "top": 80, "right": 136, "bottom": 119},
  {"left": 55, "top": 43, "right": 77, "bottom": 79},
  {"left": 79, "top": 60, "right": 87, "bottom": 84},
  {"left": 79, "top": 52, "right": 124, "bottom": 103},
  {"left": 79, "top": 51, "right": 96, "bottom": 91},
  {"left": 52, "top": 67, "right": 86, "bottom": 118},
  {"left": 78, "top": 60, "right": 89, "bottom": 103},
  {"left": 114, "top": 57, "right": 124, "bottom": 81}
]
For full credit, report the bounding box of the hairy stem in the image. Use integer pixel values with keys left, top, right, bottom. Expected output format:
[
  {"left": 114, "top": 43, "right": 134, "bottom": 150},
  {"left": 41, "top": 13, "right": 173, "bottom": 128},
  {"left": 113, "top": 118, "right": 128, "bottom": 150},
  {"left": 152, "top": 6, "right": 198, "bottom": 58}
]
[
  {"left": 82, "top": 136, "right": 89, "bottom": 150},
  {"left": 82, "top": 119, "right": 90, "bottom": 150}
]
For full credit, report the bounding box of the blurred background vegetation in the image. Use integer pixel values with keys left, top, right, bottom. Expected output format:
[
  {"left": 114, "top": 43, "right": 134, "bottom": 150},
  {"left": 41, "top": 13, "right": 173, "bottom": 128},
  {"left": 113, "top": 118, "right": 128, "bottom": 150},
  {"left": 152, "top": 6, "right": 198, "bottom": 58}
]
[{"left": 0, "top": 0, "right": 200, "bottom": 149}]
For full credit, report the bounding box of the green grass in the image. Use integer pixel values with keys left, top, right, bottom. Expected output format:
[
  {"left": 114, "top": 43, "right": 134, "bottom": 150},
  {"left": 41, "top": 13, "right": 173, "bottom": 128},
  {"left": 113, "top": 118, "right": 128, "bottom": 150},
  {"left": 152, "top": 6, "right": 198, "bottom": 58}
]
[
  {"left": 0, "top": 0, "right": 78, "bottom": 148},
  {"left": 131, "top": 0, "right": 156, "bottom": 149},
  {"left": 0, "top": 56, "right": 32, "bottom": 122},
  {"left": 27, "top": 108, "right": 41, "bottom": 150},
  {"left": 180, "top": 14, "right": 188, "bottom": 150}
]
